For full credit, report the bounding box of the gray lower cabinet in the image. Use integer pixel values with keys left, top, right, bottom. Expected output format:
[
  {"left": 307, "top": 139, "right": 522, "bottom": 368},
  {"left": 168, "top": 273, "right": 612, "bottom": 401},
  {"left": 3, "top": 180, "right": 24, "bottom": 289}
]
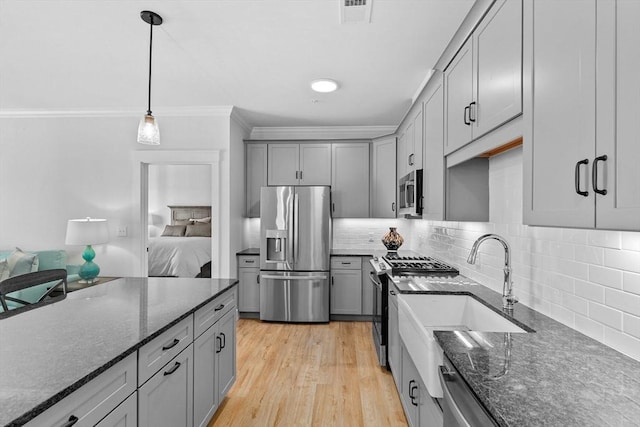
[
  {"left": 138, "top": 344, "right": 194, "bottom": 427},
  {"left": 399, "top": 343, "right": 443, "bottom": 427},
  {"left": 388, "top": 284, "right": 401, "bottom": 390},
  {"left": 361, "top": 257, "right": 374, "bottom": 316},
  {"left": 194, "top": 307, "right": 237, "bottom": 427},
  {"left": 95, "top": 391, "right": 137, "bottom": 427},
  {"left": 238, "top": 255, "right": 260, "bottom": 313},
  {"left": 330, "top": 257, "right": 363, "bottom": 315}
]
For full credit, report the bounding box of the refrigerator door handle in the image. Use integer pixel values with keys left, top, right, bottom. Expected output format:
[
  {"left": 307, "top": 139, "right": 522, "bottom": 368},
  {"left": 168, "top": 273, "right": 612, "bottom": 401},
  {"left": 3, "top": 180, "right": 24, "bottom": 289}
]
[
  {"left": 294, "top": 192, "right": 300, "bottom": 264},
  {"left": 287, "top": 194, "right": 294, "bottom": 268}
]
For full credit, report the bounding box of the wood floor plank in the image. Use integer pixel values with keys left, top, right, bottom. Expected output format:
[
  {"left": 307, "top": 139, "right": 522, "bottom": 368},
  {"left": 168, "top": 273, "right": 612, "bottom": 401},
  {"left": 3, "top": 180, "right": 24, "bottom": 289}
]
[{"left": 209, "top": 319, "right": 407, "bottom": 427}]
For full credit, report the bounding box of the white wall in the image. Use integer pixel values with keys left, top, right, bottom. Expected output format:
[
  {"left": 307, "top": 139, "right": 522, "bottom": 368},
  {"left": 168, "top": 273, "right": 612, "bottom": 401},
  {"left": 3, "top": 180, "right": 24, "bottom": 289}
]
[
  {"left": 0, "top": 113, "right": 235, "bottom": 277},
  {"left": 148, "top": 164, "right": 212, "bottom": 237},
  {"left": 411, "top": 147, "right": 640, "bottom": 362}
]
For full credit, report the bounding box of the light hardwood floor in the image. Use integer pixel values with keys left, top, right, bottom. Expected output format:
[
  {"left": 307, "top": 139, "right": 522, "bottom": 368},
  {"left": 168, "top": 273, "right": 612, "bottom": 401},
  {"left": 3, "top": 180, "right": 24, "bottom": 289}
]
[{"left": 209, "top": 319, "right": 408, "bottom": 427}]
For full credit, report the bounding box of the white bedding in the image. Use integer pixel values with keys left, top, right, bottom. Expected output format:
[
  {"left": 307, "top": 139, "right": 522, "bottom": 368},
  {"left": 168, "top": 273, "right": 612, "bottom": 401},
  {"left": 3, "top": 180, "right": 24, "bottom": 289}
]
[{"left": 148, "top": 237, "right": 211, "bottom": 278}]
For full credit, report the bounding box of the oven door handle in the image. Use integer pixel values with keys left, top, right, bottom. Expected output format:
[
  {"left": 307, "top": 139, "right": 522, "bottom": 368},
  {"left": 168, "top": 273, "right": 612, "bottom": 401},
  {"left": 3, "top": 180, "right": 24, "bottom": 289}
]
[{"left": 369, "top": 272, "right": 382, "bottom": 290}]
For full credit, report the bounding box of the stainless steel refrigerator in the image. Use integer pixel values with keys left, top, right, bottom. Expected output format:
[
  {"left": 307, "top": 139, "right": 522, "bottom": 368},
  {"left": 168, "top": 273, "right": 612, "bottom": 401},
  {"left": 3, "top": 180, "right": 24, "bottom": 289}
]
[{"left": 259, "top": 186, "right": 331, "bottom": 322}]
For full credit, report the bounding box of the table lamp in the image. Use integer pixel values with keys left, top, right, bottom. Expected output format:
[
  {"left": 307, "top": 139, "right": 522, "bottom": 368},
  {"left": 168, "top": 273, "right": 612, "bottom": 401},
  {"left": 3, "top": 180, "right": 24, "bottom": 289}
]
[{"left": 65, "top": 217, "right": 109, "bottom": 283}]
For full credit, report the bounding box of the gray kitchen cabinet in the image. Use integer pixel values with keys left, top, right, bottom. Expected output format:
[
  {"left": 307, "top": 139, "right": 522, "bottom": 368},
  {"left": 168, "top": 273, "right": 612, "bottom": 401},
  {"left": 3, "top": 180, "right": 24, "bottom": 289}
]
[
  {"left": 267, "top": 143, "right": 331, "bottom": 186},
  {"left": 399, "top": 343, "right": 443, "bottom": 427},
  {"left": 396, "top": 131, "right": 408, "bottom": 180},
  {"left": 398, "top": 106, "right": 423, "bottom": 179},
  {"left": 330, "top": 257, "right": 363, "bottom": 315},
  {"left": 25, "top": 353, "right": 137, "bottom": 427},
  {"left": 361, "top": 257, "right": 374, "bottom": 316},
  {"left": 237, "top": 255, "right": 260, "bottom": 313},
  {"left": 524, "top": 0, "right": 640, "bottom": 231},
  {"left": 95, "top": 391, "right": 137, "bottom": 427},
  {"left": 245, "top": 143, "right": 267, "bottom": 218},
  {"left": 388, "top": 283, "right": 401, "bottom": 391},
  {"left": 331, "top": 143, "right": 370, "bottom": 218},
  {"left": 138, "top": 345, "right": 194, "bottom": 427},
  {"left": 445, "top": 0, "right": 522, "bottom": 154},
  {"left": 194, "top": 307, "right": 237, "bottom": 427},
  {"left": 422, "top": 71, "right": 445, "bottom": 221},
  {"left": 371, "top": 136, "right": 397, "bottom": 218}
]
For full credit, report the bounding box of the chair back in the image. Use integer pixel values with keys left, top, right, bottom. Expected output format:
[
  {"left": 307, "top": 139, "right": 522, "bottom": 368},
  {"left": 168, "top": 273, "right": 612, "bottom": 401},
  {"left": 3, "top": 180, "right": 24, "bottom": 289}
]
[{"left": 0, "top": 269, "right": 67, "bottom": 312}]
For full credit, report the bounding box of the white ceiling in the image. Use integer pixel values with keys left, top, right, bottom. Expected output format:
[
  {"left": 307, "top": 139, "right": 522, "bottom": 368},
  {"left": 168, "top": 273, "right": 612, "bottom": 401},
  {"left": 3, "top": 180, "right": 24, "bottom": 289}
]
[{"left": 0, "top": 0, "right": 474, "bottom": 128}]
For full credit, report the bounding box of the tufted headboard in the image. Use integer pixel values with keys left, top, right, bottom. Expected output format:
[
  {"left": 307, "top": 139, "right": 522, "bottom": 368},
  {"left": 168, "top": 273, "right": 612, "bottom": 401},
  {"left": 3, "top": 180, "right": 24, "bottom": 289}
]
[{"left": 168, "top": 206, "right": 211, "bottom": 225}]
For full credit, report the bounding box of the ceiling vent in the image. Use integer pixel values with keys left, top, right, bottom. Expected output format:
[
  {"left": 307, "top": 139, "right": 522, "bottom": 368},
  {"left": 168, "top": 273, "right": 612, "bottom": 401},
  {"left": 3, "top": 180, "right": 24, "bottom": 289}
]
[{"left": 340, "top": 0, "right": 372, "bottom": 24}]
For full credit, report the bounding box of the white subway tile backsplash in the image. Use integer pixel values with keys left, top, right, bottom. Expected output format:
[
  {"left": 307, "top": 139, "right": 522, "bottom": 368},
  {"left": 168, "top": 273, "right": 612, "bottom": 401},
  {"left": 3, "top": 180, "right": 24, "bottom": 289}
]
[
  {"left": 604, "top": 248, "right": 640, "bottom": 273},
  {"left": 623, "top": 272, "right": 640, "bottom": 296},
  {"left": 621, "top": 232, "right": 640, "bottom": 252},
  {"left": 589, "top": 302, "right": 623, "bottom": 330},
  {"left": 623, "top": 314, "right": 640, "bottom": 340},
  {"left": 562, "top": 292, "right": 589, "bottom": 316},
  {"left": 574, "top": 279, "right": 605, "bottom": 303},
  {"left": 604, "top": 327, "right": 640, "bottom": 361},
  {"left": 588, "top": 265, "right": 623, "bottom": 289},
  {"left": 574, "top": 245, "right": 604, "bottom": 265},
  {"left": 605, "top": 289, "right": 640, "bottom": 317},
  {"left": 575, "top": 314, "right": 605, "bottom": 341},
  {"left": 587, "top": 229, "right": 622, "bottom": 249}
]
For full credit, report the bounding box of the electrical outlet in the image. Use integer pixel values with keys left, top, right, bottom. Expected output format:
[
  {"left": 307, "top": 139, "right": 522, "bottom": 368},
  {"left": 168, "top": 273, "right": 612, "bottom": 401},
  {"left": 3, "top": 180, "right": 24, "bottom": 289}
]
[
  {"left": 116, "top": 226, "right": 128, "bottom": 237},
  {"left": 368, "top": 232, "right": 374, "bottom": 243}
]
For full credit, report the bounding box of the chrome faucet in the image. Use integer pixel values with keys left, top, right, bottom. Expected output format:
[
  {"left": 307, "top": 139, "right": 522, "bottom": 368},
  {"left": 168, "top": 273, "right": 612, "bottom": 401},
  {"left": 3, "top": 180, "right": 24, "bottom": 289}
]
[{"left": 467, "top": 234, "right": 518, "bottom": 311}]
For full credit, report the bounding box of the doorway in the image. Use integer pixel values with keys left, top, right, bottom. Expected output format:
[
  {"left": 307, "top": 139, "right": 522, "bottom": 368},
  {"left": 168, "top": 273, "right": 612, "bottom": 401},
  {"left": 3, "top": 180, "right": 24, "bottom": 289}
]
[{"left": 133, "top": 150, "right": 221, "bottom": 278}]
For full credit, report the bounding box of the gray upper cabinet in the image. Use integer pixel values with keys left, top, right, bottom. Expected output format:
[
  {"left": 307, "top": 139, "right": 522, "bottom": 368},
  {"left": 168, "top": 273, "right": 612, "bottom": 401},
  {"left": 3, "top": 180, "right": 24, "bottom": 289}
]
[
  {"left": 267, "top": 143, "right": 331, "bottom": 186},
  {"left": 422, "top": 72, "right": 445, "bottom": 221},
  {"left": 398, "top": 106, "right": 423, "bottom": 179},
  {"left": 595, "top": 0, "right": 640, "bottom": 230},
  {"left": 246, "top": 143, "right": 267, "bottom": 218},
  {"left": 371, "top": 136, "right": 397, "bottom": 218},
  {"left": 445, "top": 0, "right": 522, "bottom": 155},
  {"left": 331, "top": 143, "right": 370, "bottom": 218},
  {"left": 523, "top": 0, "right": 640, "bottom": 230}
]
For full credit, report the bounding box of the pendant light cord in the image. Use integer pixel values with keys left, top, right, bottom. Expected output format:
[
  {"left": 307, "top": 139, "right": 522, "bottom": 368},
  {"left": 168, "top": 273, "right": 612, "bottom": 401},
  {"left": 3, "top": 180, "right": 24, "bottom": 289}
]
[{"left": 147, "top": 20, "right": 153, "bottom": 115}]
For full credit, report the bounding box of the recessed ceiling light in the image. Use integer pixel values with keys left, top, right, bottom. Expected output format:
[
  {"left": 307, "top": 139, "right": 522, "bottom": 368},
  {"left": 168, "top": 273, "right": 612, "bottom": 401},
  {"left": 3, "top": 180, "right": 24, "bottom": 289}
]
[{"left": 311, "top": 79, "right": 339, "bottom": 93}]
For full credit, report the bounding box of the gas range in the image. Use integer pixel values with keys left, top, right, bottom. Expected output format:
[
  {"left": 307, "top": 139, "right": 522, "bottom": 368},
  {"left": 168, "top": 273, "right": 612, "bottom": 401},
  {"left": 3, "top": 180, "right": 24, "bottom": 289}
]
[{"left": 381, "top": 253, "right": 459, "bottom": 276}]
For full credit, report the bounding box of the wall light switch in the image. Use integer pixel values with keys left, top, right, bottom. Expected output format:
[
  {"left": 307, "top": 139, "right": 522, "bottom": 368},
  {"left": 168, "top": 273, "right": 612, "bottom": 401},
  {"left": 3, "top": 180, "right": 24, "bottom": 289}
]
[{"left": 116, "top": 226, "right": 128, "bottom": 237}]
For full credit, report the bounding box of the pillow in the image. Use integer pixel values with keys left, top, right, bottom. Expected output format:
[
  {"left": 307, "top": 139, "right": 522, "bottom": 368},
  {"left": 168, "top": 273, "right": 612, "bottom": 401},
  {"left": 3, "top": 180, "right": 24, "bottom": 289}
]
[
  {"left": 0, "top": 259, "right": 9, "bottom": 281},
  {"left": 161, "top": 225, "right": 187, "bottom": 237},
  {"left": 191, "top": 216, "right": 211, "bottom": 223},
  {"left": 174, "top": 219, "right": 193, "bottom": 226},
  {"left": 7, "top": 248, "right": 39, "bottom": 277},
  {"left": 185, "top": 223, "right": 211, "bottom": 237}
]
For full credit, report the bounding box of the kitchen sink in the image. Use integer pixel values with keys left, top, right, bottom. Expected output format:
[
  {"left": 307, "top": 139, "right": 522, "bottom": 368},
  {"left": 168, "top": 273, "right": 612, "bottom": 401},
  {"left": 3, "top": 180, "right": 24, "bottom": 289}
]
[{"left": 398, "top": 294, "right": 527, "bottom": 399}]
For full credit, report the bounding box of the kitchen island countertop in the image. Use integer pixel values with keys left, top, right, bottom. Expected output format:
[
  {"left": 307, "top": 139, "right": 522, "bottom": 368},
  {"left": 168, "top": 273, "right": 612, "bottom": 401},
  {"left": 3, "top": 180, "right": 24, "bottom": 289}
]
[
  {"left": 0, "top": 277, "right": 238, "bottom": 426},
  {"left": 391, "top": 275, "right": 640, "bottom": 427}
]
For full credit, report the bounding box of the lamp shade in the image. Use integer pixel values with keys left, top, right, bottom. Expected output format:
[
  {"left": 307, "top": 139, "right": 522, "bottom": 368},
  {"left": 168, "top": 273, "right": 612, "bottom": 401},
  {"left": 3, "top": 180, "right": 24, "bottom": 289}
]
[{"left": 65, "top": 218, "right": 109, "bottom": 245}]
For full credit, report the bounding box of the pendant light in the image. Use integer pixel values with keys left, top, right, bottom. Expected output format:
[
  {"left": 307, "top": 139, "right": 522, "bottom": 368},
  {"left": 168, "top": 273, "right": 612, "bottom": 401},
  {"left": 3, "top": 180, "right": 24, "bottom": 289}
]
[{"left": 137, "top": 11, "right": 163, "bottom": 145}]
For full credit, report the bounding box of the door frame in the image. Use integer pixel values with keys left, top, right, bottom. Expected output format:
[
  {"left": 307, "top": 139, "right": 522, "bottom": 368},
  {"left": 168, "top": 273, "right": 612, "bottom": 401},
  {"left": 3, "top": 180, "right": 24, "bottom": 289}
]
[{"left": 133, "top": 150, "right": 221, "bottom": 277}]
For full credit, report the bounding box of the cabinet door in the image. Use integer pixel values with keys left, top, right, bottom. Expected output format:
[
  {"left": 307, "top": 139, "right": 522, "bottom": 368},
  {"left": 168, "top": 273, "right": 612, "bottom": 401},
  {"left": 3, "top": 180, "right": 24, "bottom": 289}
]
[
  {"left": 139, "top": 345, "right": 194, "bottom": 427},
  {"left": 95, "top": 392, "right": 137, "bottom": 427},
  {"left": 331, "top": 143, "right": 370, "bottom": 218},
  {"left": 401, "top": 344, "right": 420, "bottom": 427},
  {"left": 388, "top": 289, "right": 401, "bottom": 391},
  {"left": 473, "top": 0, "right": 522, "bottom": 138},
  {"left": 596, "top": 0, "right": 640, "bottom": 230},
  {"left": 216, "top": 308, "right": 237, "bottom": 402},
  {"left": 300, "top": 144, "right": 332, "bottom": 185},
  {"left": 361, "top": 257, "right": 374, "bottom": 316},
  {"left": 267, "top": 144, "right": 299, "bottom": 185},
  {"left": 397, "top": 131, "right": 408, "bottom": 179},
  {"left": 418, "top": 377, "right": 442, "bottom": 427},
  {"left": 193, "top": 326, "right": 218, "bottom": 427},
  {"left": 410, "top": 107, "right": 423, "bottom": 170},
  {"left": 422, "top": 72, "right": 445, "bottom": 221},
  {"left": 246, "top": 144, "right": 267, "bottom": 218},
  {"left": 523, "top": 0, "right": 596, "bottom": 228},
  {"left": 371, "top": 137, "right": 397, "bottom": 218},
  {"left": 239, "top": 267, "right": 260, "bottom": 312},
  {"left": 444, "top": 36, "right": 473, "bottom": 155},
  {"left": 330, "top": 270, "right": 362, "bottom": 315}
]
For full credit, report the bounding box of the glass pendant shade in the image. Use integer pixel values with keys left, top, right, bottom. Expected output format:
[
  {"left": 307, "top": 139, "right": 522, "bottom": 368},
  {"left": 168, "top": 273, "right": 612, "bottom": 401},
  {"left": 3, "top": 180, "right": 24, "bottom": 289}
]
[{"left": 137, "top": 114, "right": 160, "bottom": 145}]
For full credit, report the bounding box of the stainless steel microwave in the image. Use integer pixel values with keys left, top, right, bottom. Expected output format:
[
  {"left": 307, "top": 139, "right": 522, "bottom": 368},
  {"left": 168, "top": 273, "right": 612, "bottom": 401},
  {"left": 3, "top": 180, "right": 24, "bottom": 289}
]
[{"left": 398, "top": 169, "right": 423, "bottom": 217}]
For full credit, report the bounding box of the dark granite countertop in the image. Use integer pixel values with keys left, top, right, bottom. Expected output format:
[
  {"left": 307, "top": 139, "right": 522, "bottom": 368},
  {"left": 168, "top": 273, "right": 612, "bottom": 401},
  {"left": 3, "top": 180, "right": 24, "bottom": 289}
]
[
  {"left": 391, "top": 275, "right": 640, "bottom": 427},
  {"left": 0, "top": 277, "right": 238, "bottom": 426},
  {"left": 236, "top": 248, "right": 260, "bottom": 256}
]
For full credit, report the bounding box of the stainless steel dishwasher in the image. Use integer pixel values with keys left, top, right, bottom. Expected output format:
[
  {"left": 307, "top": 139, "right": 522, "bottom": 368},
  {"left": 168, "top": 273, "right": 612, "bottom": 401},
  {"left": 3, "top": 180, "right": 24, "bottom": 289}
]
[{"left": 439, "top": 356, "right": 498, "bottom": 427}]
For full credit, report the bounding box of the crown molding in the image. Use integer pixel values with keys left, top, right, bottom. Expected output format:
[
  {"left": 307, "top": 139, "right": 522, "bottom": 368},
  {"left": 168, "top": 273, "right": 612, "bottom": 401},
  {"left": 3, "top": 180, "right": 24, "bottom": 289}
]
[
  {"left": 249, "top": 125, "right": 396, "bottom": 141},
  {"left": 229, "top": 107, "right": 252, "bottom": 134},
  {"left": 0, "top": 106, "right": 236, "bottom": 119}
]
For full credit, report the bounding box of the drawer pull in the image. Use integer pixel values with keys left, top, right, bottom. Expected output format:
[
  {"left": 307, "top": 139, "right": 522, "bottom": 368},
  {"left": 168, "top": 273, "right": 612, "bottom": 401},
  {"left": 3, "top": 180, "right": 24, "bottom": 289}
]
[
  {"left": 389, "top": 290, "right": 396, "bottom": 296},
  {"left": 341, "top": 262, "right": 351, "bottom": 265},
  {"left": 162, "top": 338, "right": 180, "bottom": 351},
  {"left": 61, "top": 415, "right": 79, "bottom": 427},
  {"left": 245, "top": 259, "right": 255, "bottom": 263},
  {"left": 220, "top": 332, "right": 226, "bottom": 350},
  {"left": 163, "top": 361, "right": 181, "bottom": 376},
  {"left": 592, "top": 155, "right": 608, "bottom": 195},
  {"left": 216, "top": 335, "right": 223, "bottom": 353},
  {"left": 214, "top": 304, "right": 225, "bottom": 312}
]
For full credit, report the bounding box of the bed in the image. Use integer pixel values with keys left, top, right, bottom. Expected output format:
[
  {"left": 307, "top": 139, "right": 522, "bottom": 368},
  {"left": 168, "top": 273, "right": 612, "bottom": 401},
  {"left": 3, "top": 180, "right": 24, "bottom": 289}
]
[{"left": 148, "top": 206, "right": 212, "bottom": 278}]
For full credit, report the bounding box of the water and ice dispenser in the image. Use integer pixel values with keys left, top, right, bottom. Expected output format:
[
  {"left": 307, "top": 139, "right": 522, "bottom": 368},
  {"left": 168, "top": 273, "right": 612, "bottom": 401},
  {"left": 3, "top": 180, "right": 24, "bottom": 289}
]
[{"left": 265, "top": 229, "right": 288, "bottom": 263}]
